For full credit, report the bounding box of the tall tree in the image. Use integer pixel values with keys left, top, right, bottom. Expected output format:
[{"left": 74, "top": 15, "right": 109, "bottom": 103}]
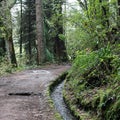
[
  {"left": 28, "top": 0, "right": 32, "bottom": 61},
  {"left": 20, "top": 0, "right": 23, "bottom": 57},
  {"left": 0, "top": 14, "right": 6, "bottom": 56},
  {"left": 20, "top": 0, "right": 36, "bottom": 64},
  {"left": 0, "top": 0, "right": 17, "bottom": 66},
  {"left": 35, "top": 0, "right": 45, "bottom": 64},
  {"left": 53, "top": 0, "right": 68, "bottom": 62},
  {"left": 6, "top": 28, "right": 17, "bottom": 66},
  {"left": 44, "top": 0, "right": 68, "bottom": 62}
]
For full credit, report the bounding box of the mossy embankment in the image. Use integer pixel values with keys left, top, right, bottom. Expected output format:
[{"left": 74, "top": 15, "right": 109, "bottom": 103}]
[{"left": 64, "top": 46, "right": 120, "bottom": 120}]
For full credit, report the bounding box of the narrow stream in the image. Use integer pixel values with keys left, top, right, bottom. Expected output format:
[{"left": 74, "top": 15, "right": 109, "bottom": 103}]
[{"left": 51, "top": 81, "right": 76, "bottom": 120}]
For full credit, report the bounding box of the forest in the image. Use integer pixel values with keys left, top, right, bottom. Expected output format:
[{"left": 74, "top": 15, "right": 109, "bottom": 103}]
[{"left": 0, "top": 0, "right": 120, "bottom": 120}]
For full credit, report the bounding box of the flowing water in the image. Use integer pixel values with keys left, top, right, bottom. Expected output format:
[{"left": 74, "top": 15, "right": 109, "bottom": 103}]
[{"left": 51, "top": 81, "right": 77, "bottom": 120}]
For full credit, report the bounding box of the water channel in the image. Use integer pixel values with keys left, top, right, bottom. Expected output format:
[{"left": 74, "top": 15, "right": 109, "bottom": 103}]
[{"left": 51, "top": 81, "right": 77, "bottom": 120}]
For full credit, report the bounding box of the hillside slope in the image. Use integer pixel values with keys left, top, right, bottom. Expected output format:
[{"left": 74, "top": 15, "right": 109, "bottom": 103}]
[{"left": 64, "top": 45, "right": 120, "bottom": 120}]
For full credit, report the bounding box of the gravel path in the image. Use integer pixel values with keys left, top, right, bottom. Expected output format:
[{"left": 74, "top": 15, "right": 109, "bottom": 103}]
[{"left": 0, "top": 65, "right": 70, "bottom": 120}]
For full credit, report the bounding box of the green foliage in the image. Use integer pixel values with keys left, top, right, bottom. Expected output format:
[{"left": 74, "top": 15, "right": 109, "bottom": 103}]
[
  {"left": 58, "top": 34, "right": 66, "bottom": 41},
  {"left": 71, "top": 50, "right": 98, "bottom": 76},
  {"left": 107, "top": 99, "right": 120, "bottom": 120},
  {"left": 0, "top": 57, "right": 13, "bottom": 75},
  {"left": 45, "top": 48, "right": 54, "bottom": 62},
  {"left": 65, "top": 45, "right": 120, "bottom": 119},
  {"left": 66, "top": 0, "right": 119, "bottom": 59},
  {"left": 7, "top": 0, "right": 17, "bottom": 8},
  {"left": 44, "top": 0, "right": 67, "bottom": 62},
  {"left": 64, "top": 1, "right": 120, "bottom": 118}
]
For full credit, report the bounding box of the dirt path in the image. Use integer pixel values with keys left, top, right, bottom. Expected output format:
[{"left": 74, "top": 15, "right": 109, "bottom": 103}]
[{"left": 0, "top": 65, "right": 70, "bottom": 120}]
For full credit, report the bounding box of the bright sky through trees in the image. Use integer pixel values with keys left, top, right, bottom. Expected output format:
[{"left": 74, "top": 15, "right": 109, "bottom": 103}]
[{"left": 68, "top": 0, "right": 76, "bottom": 3}]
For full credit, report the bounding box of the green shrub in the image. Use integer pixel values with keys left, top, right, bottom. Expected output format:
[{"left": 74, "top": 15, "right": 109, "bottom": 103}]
[
  {"left": 0, "top": 57, "right": 13, "bottom": 75},
  {"left": 64, "top": 42, "right": 120, "bottom": 119}
]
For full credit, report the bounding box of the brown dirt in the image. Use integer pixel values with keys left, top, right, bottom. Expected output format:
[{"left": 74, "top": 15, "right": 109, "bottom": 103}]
[{"left": 0, "top": 65, "right": 70, "bottom": 120}]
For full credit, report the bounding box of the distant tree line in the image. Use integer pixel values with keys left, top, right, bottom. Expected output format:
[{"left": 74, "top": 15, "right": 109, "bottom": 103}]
[{"left": 0, "top": 0, "right": 68, "bottom": 67}]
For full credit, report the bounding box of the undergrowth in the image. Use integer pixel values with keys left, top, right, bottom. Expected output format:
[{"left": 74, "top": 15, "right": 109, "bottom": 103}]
[
  {"left": 0, "top": 57, "right": 14, "bottom": 75},
  {"left": 64, "top": 45, "right": 120, "bottom": 120}
]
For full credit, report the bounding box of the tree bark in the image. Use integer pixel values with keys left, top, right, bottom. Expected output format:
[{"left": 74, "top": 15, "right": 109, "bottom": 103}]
[
  {"left": 28, "top": 0, "right": 32, "bottom": 63},
  {"left": 35, "top": 0, "right": 44, "bottom": 64},
  {"left": 53, "top": 0, "right": 68, "bottom": 62},
  {"left": 5, "top": 26, "right": 17, "bottom": 67},
  {"left": 1, "top": 0, "right": 17, "bottom": 66},
  {"left": 20, "top": 0, "right": 23, "bottom": 57},
  {"left": 7, "top": 33, "right": 17, "bottom": 66}
]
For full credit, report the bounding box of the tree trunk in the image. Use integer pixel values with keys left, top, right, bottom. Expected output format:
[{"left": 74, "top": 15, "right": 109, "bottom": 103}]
[
  {"left": 5, "top": 28, "right": 17, "bottom": 67},
  {"left": 7, "top": 33, "right": 17, "bottom": 66},
  {"left": 53, "top": 0, "right": 68, "bottom": 62},
  {"left": 28, "top": 0, "right": 32, "bottom": 63},
  {"left": 2, "top": 0, "right": 17, "bottom": 66},
  {"left": 35, "top": 0, "right": 44, "bottom": 64},
  {"left": 99, "top": 0, "right": 110, "bottom": 44},
  {"left": 0, "top": 38, "right": 6, "bottom": 56},
  {"left": 99, "top": 0, "right": 109, "bottom": 27},
  {"left": 20, "top": 0, "right": 23, "bottom": 57}
]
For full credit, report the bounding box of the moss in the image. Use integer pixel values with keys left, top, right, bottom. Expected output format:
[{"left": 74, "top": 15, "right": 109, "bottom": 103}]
[
  {"left": 106, "top": 89, "right": 119, "bottom": 119},
  {"left": 98, "top": 89, "right": 113, "bottom": 109},
  {"left": 106, "top": 99, "right": 120, "bottom": 120},
  {"left": 64, "top": 74, "right": 120, "bottom": 120},
  {"left": 114, "top": 85, "right": 120, "bottom": 95},
  {"left": 92, "top": 95, "right": 100, "bottom": 109},
  {"left": 64, "top": 79, "right": 99, "bottom": 120}
]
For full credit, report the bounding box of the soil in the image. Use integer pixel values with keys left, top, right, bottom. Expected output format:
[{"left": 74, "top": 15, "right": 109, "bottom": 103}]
[{"left": 0, "top": 64, "right": 70, "bottom": 120}]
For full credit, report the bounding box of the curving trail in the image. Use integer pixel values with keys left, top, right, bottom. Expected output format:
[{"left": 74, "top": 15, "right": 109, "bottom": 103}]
[{"left": 0, "top": 65, "right": 70, "bottom": 120}]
